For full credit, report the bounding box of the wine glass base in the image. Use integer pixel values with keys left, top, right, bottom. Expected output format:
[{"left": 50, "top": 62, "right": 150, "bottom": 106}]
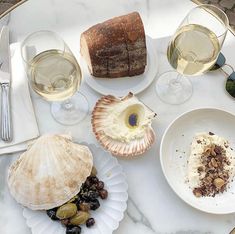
[
  {"left": 155, "top": 71, "right": 193, "bottom": 105},
  {"left": 51, "top": 92, "right": 89, "bottom": 125}
]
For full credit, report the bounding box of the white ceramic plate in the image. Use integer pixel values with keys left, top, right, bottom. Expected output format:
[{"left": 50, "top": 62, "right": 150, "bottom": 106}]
[
  {"left": 80, "top": 36, "right": 158, "bottom": 96},
  {"left": 23, "top": 143, "right": 128, "bottom": 234},
  {"left": 160, "top": 108, "right": 235, "bottom": 214}
]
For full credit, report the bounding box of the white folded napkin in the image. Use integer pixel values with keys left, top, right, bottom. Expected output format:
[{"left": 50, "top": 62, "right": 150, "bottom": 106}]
[{"left": 0, "top": 43, "right": 39, "bottom": 155}]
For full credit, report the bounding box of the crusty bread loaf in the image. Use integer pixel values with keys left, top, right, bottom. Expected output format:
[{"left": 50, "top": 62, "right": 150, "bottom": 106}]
[{"left": 80, "top": 12, "right": 147, "bottom": 78}]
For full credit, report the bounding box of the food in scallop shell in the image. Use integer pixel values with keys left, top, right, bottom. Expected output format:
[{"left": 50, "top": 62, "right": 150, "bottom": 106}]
[
  {"left": 92, "top": 92, "right": 156, "bottom": 157},
  {"left": 7, "top": 134, "right": 93, "bottom": 210}
]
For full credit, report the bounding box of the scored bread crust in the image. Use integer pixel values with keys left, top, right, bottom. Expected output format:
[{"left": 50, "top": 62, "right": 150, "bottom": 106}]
[
  {"left": 80, "top": 12, "right": 147, "bottom": 78},
  {"left": 120, "top": 12, "right": 147, "bottom": 76}
]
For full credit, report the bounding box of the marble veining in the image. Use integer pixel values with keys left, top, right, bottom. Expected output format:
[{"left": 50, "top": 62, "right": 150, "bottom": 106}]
[{"left": 127, "top": 197, "right": 156, "bottom": 233}]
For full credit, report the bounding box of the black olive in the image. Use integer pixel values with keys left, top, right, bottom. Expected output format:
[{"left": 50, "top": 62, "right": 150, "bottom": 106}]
[
  {"left": 79, "top": 187, "right": 89, "bottom": 195},
  {"left": 80, "top": 190, "right": 99, "bottom": 201},
  {"left": 79, "top": 191, "right": 88, "bottom": 200},
  {"left": 80, "top": 183, "right": 86, "bottom": 189},
  {"left": 66, "top": 226, "right": 81, "bottom": 234},
  {"left": 46, "top": 209, "right": 59, "bottom": 220},
  {"left": 89, "top": 176, "right": 99, "bottom": 184},
  {"left": 76, "top": 196, "right": 83, "bottom": 203},
  {"left": 90, "top": 199, "right": 100, "bottom": 210},
  {"left": 86, "top": 218, "right": 95, "bottom": 228},
  {"left": 84, "top": 179, "right": 91, "bottom": 188},
  {"left": 96, "top": 181, "right": 104, "bottom": 190},
  {"left": 89, "top": 184, "right": 97, "bottom": 191},
  {"left": 99, "top": 189, "right": 108, "bottom": 199},
  {"left": 88, "top": 191, "right": 99, "bottom": 200},
  {"left": 75, "top": 197, "right": 85, "bottom": 209}
]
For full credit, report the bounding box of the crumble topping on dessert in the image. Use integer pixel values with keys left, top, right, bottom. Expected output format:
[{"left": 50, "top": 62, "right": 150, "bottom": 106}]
[{"left": 187, "top": 132, "right": 235, "bottom": 197}]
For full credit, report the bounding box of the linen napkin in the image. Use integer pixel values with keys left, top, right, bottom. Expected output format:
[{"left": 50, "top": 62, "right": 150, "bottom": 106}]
[{"left": 0, "top": 43, "right": 39, "bottom": 155}]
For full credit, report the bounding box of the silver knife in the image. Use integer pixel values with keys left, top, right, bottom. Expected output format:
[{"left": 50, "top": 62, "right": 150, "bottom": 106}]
[{"left": 0, "top": 26, "right": 12, "bottom": 142}]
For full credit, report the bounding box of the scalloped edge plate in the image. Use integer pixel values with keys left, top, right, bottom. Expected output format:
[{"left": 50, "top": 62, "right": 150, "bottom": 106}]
[{"left": 23, "top": 143, "right": 128, "bottom": 234}]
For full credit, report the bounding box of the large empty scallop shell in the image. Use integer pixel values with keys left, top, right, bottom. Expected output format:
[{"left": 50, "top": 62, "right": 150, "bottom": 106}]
[
  {"left": 92, "top": 92, "right": 156, "bottom": 157},
  {"left": 23, "top": 143, "right": 128, "bottom": 234},
  {"left": 8, "top": 134, "right": 93, "bottom": 210}
]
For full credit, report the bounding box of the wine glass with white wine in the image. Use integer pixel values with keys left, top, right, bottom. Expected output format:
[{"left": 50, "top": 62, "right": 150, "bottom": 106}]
[
  {"left": 21, "top": 31, "right": 89, "bottom": 125},
  {"left": 156, "top": 4, "right": 229, "bottom": 105}
]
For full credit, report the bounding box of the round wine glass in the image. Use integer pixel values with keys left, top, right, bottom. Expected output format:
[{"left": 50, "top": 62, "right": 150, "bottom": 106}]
[
  {"left": 156, "top": 4, "right": 229, "bottom": 105},
  {"left": 21, "top": 31, "right": 89, "bottom": 125}
]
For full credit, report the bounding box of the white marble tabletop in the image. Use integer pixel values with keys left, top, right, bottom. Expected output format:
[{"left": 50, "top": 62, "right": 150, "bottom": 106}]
[{"left": 1, "top": 0, "right": 235, "bottom": 234}]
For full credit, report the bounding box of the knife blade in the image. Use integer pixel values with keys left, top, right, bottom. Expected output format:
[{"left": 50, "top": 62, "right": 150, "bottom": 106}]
[{"left": 0, "top": 26, "right": 12, "bottom": 142}]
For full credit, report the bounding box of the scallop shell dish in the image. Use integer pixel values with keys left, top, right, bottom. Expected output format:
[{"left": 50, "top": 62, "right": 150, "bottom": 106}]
[
  {"left": 92, "top": 92, "right": 156, "bottom": 157},
  {"left": 7, "top": 134, "right": 93, "bottom": 210}
]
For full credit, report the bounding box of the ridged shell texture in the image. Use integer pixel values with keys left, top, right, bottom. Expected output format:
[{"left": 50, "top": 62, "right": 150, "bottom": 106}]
[{"left": 8, "top": 135, "right": 93, "bottom": 210}]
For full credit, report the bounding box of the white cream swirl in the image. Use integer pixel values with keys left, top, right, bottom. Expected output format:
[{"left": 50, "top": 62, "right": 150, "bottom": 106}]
[{"left": 103, "top": 97, "right": 156, "bottom": 142}]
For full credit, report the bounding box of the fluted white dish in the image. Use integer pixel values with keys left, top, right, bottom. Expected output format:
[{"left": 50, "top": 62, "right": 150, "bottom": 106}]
[{"left": 23, "top": 143, "right": 128, "bottom": 234}]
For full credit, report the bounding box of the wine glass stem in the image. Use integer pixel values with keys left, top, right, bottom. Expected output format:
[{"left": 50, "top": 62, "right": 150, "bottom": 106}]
[
  {"left": 169, "top": 73, "right": 183, "bottom": 92},
  {"left": 62, "top": 99, "right": 74, "bottom": 110}
]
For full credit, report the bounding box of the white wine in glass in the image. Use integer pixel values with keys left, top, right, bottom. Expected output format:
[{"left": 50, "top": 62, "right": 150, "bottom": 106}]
[
  {"left": 156, "top": 4, "right": 228, "bottom": 105},
  {"left": 29, "top": 49, "right": 80, "bottom": 101},
  {"left": 167, "top": 24, "right": 220, "bottom": 76},
  {"left": 21, "top": 31, "right": 88, "bottom": 125}
]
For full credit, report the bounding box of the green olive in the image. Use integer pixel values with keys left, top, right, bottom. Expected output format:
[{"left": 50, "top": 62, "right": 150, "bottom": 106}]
[
  {"left": 56, "top": 203, "right": 77, "bottom": 219},
  {"left": 70, "top": 211, "right": 90, "bottom": 225},
  {"left": 91, "top": 166, "right": 97, "bottom": 176}
]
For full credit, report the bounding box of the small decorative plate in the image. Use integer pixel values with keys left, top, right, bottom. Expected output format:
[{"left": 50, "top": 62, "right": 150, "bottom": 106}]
[
  {"left": 81, "top": 36, "right": 158, "bottom": 96},
  {"left": 23, "top": 143, "right": 128, "bottom": 234},
  {"left": 160, "top": 108, "right": 235, "bottom": 214}
]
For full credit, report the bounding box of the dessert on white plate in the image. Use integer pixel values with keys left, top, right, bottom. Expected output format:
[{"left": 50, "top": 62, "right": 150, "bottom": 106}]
[
  {"left": 188, "top": 132, "right": 235, "bottom": 197},
  {"left": 160, "top": 108, "right": 235, "bottom": 214}
]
